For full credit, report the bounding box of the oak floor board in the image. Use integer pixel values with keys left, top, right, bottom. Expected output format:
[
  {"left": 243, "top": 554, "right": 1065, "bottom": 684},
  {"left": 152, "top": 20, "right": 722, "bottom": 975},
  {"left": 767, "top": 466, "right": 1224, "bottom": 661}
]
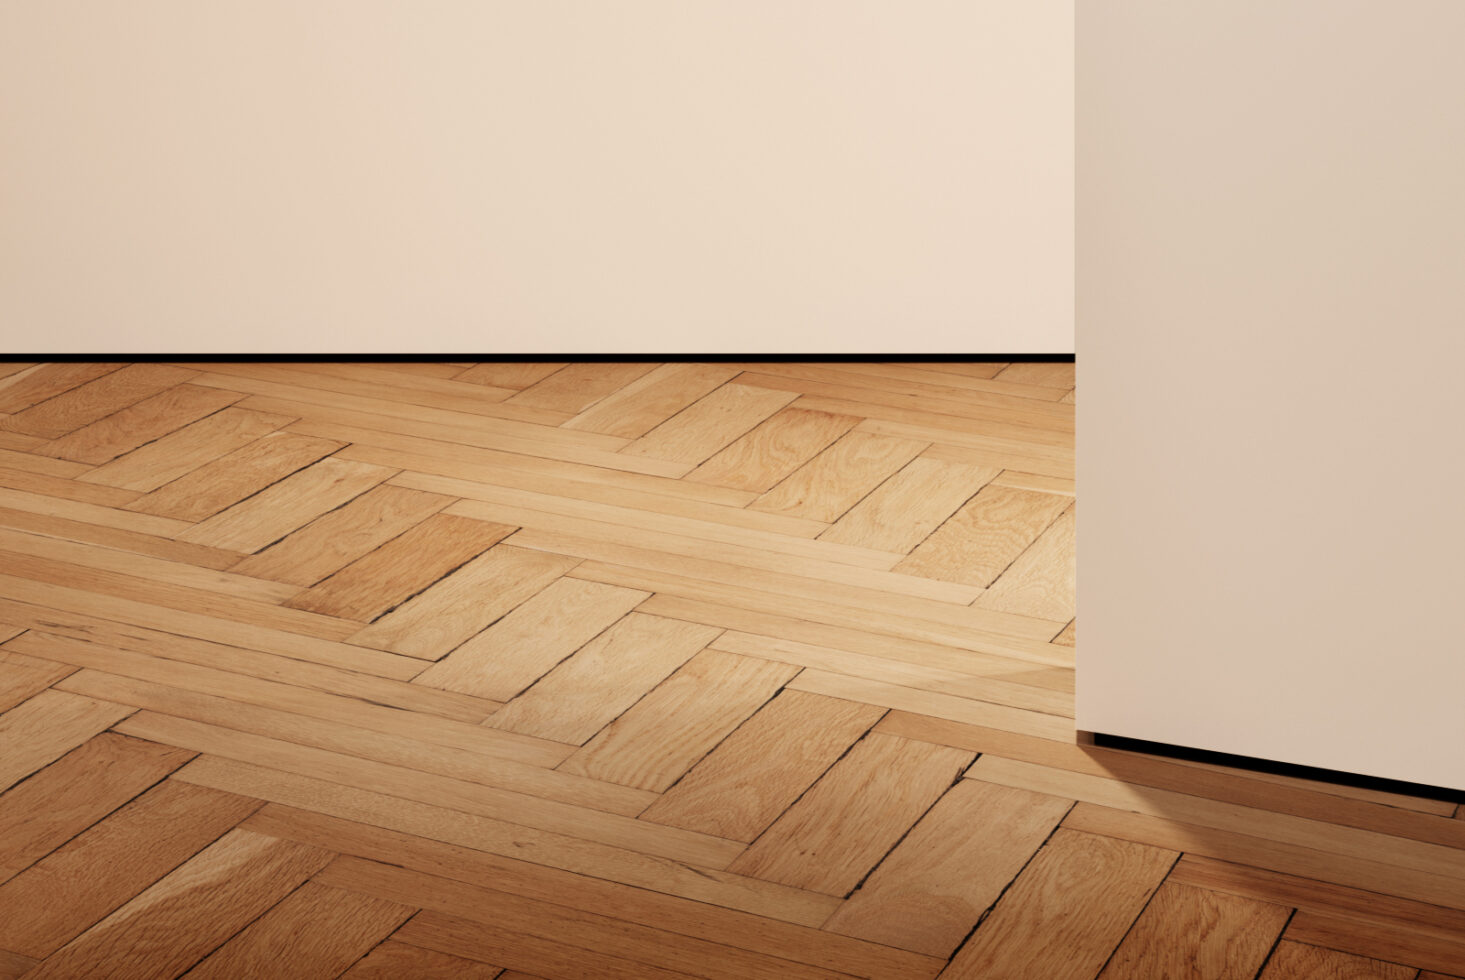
[
  {"left": 183, "top": 880, "right": 414, "bottom": 980},
  {"left": 820, "top": 456, "right": 1001, "bottom": 554},
  {"left": 79, "top": 406, "right": 298, "bottom": 492},
  {"left": 896, "top": 484, "right": 1071, "bottom": 588},
  {"left": 0, "top": 689, "right": 134, "bottom": 793},
  {"left": 559, "top": 649, "right": 798, "bottom": 792},
  {"left": 786, "top": 391, "right": 1076, "bottom": 449},
  {"left": 341, "top": 940, "right": 506, "bottom": 979},
  {"left": 0, "top": 651, "right": 75, "bottom": 713},
  {"left": 505, "top": 362, "right": 659, "bottom": 416},
  {"left": 23, "top": 829, "right": 332, "bottom": 980},
  {"left": 727, "top": 732, "right": 974, "bottom": 896},
  {"left": 0, "top": 781, "right": 262, "bottom": 958},
  {"left": 729, "top": 362, "right": 1073, "bottom": 410},
  {"left": 0, "top": 465, "right": 144, "bottom": 507},
  {"left": 350, "top": 546, "right": 581, "bottom": 660},
  {"left": 824, "top": 779, "right": 1072, "bottom": 957},
  {"left": 993, "top": 361, "right": 1076, "bottom": 389},
  {"left": 0, "top": 950, "right": 35, "bottom": 980},
  {"left": 126, "top": 431, "right": 345, "bottom": 522},
  {"left": 684, "top": 407, "right": 860, "bottom": 494},
  {"left": 285, "top": 513, "right": 516, "bottom": 623},
  {"left": 1258, "top": 941, "right": 1419, "bottom": 980},
  {"left": 177, "top": 457, "right": 395, "bottom": 553},
  {"left": 749, "top": 430, "right": 928, "bottom": 523},
  {"left": 322, "top": 857, "right": 853, "bottom": 980},
  {"left": 62, "top": 671, "right": 650, "bottom": 816},
  {"left": 179, "top": 757, "right": 839, "bottom": 926},
  {"left": 620, "top": 382, "right": 798, "bottom": 464},
  {"left": 118, "top": 712, "right": 737, "bottom": 867},
  {"left": 247, "top": 804, "right": 943, "bottom": 980},
  {"left": 640, "top": 690, "right": 886, "bottom": 843},
  {"left": 456, "top": 361, "right": 567, "bottom": 390},
  {"left": 38, "top": 384, "right": 243, "bottom": 465},
  {"left": 563, "top": 363, "right": 741, "bottom": 439},
  {"left": 0, "top": 732, "right": 194, "bottom": 881},
  {"left": 1095, "top": 881, "right": 1290, "bottom": 980},
  {"left": 986, "top": 467, "right": 1076, "bottom": 496},
  {"left": 0, "top": 446, "right": 92, "bottom": 479},
  {"left": 1286, "top": 911, "right": 1465, "bottom": 976},
  {"left": 0, "top": 485, "right": 193, "bottom": 539},
  {"left": 415, "top": 578, "right": 651, "bottom": 702},
  {"left": 485, "top": 613, "right": 722, "bottom": 745},
  {"left": 856, "top": 417, "right": 1075, "bottom": 478},
  {"left": 0, "top": 363, "right": 123, "bottom": 415},
  {"left": 939, "top": 829, "right": 1176, "bottom": 980},
  {"left": 2, "top": 364, "right": 197, "bottom": 440},
  {"left": 976, "top": 504, "right": 1076, "bottom": 621},
  {"left": 231, "top": 483, "right": 453, "bottom": 587},
  {"left": 15, "top": 632, "right": 564, "bottom": 767}
]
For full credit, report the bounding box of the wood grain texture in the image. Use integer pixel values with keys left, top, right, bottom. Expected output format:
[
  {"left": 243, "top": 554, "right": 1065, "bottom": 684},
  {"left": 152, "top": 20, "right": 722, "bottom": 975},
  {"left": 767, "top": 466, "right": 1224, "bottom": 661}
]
[
  {"left": 23, "top": 830, "right": 332, "bottom": 980},
  {"left": 341, "top": 940, "right": 505, "bottom": 979},
  {"left": 750, "top": 431, "right": 928, "bottom": 522},
  {"left": 128, "top": 431, "right": 344, "bottom": 522},
  {"left": 819, "top": 456, "right": 1000, "bottom": 553},
  {"left": 1258, "top": 941, "right": 1418, "bottom": 980},
  {"left": 621, "top": 383, "right": 798, "bottom": 464},
  {"left": 976, "top": 504, "right": 1076, "bottom": 621},
  {"left": 3, "top": 364, "right": 196, "bottom": 440},
  {"left": 184, "top": 881, "right": 414, "bottom": 980},
  {"left": 559, "top": 649, "right": 798, "bottom": 791},
  {"left": 1286, "top": 911, "right": 1465, "bottom": 977},
  {"left": 0, "top": 690, "right": 134, "bottom": 793},
  {"left": 824, "top": 779, "right": 1072, "bottom": 957},
  {"left": 286, "top": 513, "right": 515, "bottom": 622},
  {"left": 486, "top": 613, "right": 722, "bottom": 745},
  {"left": 415, "top": 578, "right": 649, "bottom": 701},
  {"left": 1096, "top": 881, "right": 1290, "bottom": 980},
  {"left": 941, "top": 829, "right": 1177, "bottom": 980},
  {"left": 685, "top": 407, "right": 859, "bottom": 493},
  {"left": 640, "top": 690, "right": 886, "bottom": 842},
  {"left": 728, "top": 733, "right": 973, "bottom": 896},
  {"left": 506, "top": 362, "right": 657, "bottom": 415},
  {"left": 80, "top": 407, "right": 296, "bottom": 492},
  {"left": 896, "top": 484, "right": 1070, "bottom": 587},
  {"left": 39, "top": 384, "right": 242, "bottom": 465},
  {"left": 563, "top": 363, "right": 740, "bottom": 439},
  {"left": 457, "top": 362, "right": 567, "bottom": 390},
  {"left": 0, "top": 363, "right": 122, "bottom": 415}
]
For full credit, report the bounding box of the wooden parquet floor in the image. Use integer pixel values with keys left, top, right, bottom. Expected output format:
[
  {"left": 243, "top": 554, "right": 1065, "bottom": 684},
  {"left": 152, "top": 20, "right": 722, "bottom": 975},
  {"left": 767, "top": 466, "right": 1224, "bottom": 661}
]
[{"left": 0, "top": 360, "right": 1461, "bottom": 979}]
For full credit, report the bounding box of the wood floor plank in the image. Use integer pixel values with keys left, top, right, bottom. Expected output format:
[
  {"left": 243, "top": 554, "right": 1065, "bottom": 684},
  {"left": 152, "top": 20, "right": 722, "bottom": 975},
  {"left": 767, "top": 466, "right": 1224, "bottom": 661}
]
[
  {"left": 23, "top": 829, "right": 332, "bottom": 980},
  {"left": 81, "top": 406, "right": 296, "bottom": 492},
  {"left": 349, "top": 545, "right": 581, "bottom": 660},
  {"left": 641, "top": 690, "right": 885, "bottom": 843},
  {"left": 0, "top": 446, "right": 91, "bottom": 478},
  {"left": 323, "top": 857, "right": 851, "bottom": 980},
  {"left": 621, "top": 383, "right": 798, "bottom": 464},
  {"left": 246, "top": 805, "right": 944, "bottom": 980},
  {"left": 0, "top": 465, "right": 144, "bottom": 507},
  {"left": 976, "top": 504, "right": 1076, "bottom": 621},
  {"left": 940, "top": 828, "right": 1177, "bottom": 980},
  {"left": 1258, "top": 941, "right": 1419, "bottom": 980},
  {"left": 127, "top": 431, "right": 345, "bottom": 522},
  {"left": 730, "top": 362, "right": 1072, "bottom": 412},
  {"left": 485, "top": 613, "right": 722, "bottom": 745},
  {"left": 231, "top": 484, "right": 453, "bottom": 586},
  {"left": 0, "top": 484, "right": 192, "bottom": 539},
  {"left": 184, "top": 880, "right": 414, "bottom": 980},
  {"left": 728, "top": 733, "right": 973, "bottom": 896},
  {"left": 179, "top": 757, "right": 839, "bottom": 926},
  {"left": 457, "top": 362, "right": 567, "bottom": 390},
  {"left": 0, "top": 781, "right": 262, "bottom": 957},
  {"left": 1286, "top": 911, "right": 1465, "bottom": 977},
  {"left": 819, "top": 456, "right": 1000, "bottom": 554},
  {"left": 2, "top": 364, "right": 196, "bottom": 440},
  {"left": 1096, "top": 881, "right": 1290, "bottom": 980},
  {"left": 61, "top": 670, "right": 648, "bottom": 816},
  {"left": 0, "top": 732, "right": 194, "bottom": 880},
  {"left": 506, "top": 362, "right": 658, "bottom": 415},
  {"left": 0, "top": 949, "right": 35, "bottom": 980},
  {"left": 0, "top": 363, "right": 122, "bottom": 415},
  {"left": 749, "top": 431, "right": 927, "bottom": 522},
  {"left": 895, "top": 484, "right": 1070, "bottom": 587},
  {"left": 559, "top": 649, "right": 798, "bottom": 792},
  {"left": 0, "top": 649, "right": 74, "bottom": 713},
  {"left": 0, "top": 690, "right": 134, "bottom": 793},
  {"left": 39, "top": 384, "right": 242, "bottom": 465},
  {"left": 564, "top": 363, "right": 741, "bottom": 439},
  {"left": 286, "top": 513, "right": 515, "bottom": 622},
  {"left": 684, "top": 407, "right": 860, "bottom": 493},
  {"left": 824, "top": 780, "right": 1072, "bottom": 957},
  {"left": 858, "top": 417, "right": 1074, "bottom": 478},
  {"left": 341, "top": 940, "right": 506, "bottom": 979},
  {"left": 994, "top": 361, "right": 1075, "bottom": 389},
  {"left": 177, "top": 457, "right": 395, "bottom": 553},
  {"left": 415, "top": 578, "right": 650, "bottom": 701},
  {"left": 0, "top": 505, "right": 242, "bottom": 571}
]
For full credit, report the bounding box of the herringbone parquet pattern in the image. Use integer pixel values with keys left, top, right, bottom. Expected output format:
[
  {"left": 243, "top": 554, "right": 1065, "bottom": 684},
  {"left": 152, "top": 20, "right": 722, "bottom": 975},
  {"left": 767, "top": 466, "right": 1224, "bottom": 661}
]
[{"left": 0, "top": 360, "right": 1461, "bottom": 979}]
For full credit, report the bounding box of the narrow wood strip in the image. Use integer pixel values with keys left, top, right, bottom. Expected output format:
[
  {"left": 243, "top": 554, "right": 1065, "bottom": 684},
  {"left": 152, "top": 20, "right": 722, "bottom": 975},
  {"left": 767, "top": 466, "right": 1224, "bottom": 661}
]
[
  {"left": 0, "top": 485, "right": 192, "bottom": 539},
  {"left": 820, "top": 457, "right": 1000, "bottom": 554},
  {"left": 0, "top": 447, "right": 91, "bottom": 478},
  {"left": 0, "top": 690, "right": 134, "bottom": 793},
  {"left": 0, "top": 466, "right": 142, "bottom": 507},
  {"left": 178, "top": 757, "right": 839, "bottom": 927},
  {"left": 81, "top": 406, "right": 296, "bottom": 492},
  {"left": 0, "top": 497, "right": 270, "bottom": 569},
  {"left": 940, "top": 828, "right": 1176, "bottom": 980},
  {"left": 184, "top": 880, "right": 414, "bottom": 980},
  {"left": 38, "top": 383, "right": 242, "bottom": 464},
  {"left": 685, "top": 407, "right": 860, "bottom": 493},
  {"left": 506, "top": 362, "right": 659, "bottom": 415},
  {"left": 0, "top": 363, "right": 122, "bottom": 415},
  {"left": 728, "top": 733, "right": 974, "bottom": 896},
  {"left": 994, "top": 362, "right": 1075, "bottom": 388},
  {"left": 986, "top": 469, "right": 1076, "bottom": 496},
  {"left": 563, "top": 363, "right": 741, "bottom": 439},
  {"left": 856, "top": 418, "right": 1073, "bottom": 478},
  {"left": 788, "top": 391, "right": 1075, "bottom": 448},
  {"left": 641, "top": 690, "right": 885, "bottom": 843},
  {"left": 246, "top": 804, "right": 942, "bottom": 980},
  {"left": 730, "top": 362, "right": 1072, "bottom": 410},
  {"left": 2, "top": 364, "right": 196, "bottom": 439},
  {"left": 21, "top": 830, "right": 332, "bottom": 980},
  {"left": 621, "top": 383, "right": 798, "bottom": 464},
  {"left": 1286, "top": 911, "right": 1465, "bottom": 977}
]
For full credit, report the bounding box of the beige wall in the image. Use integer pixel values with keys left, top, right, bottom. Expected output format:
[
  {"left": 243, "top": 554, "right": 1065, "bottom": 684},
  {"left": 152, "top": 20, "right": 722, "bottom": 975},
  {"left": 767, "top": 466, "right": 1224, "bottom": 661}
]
[
  {"left": 1078, "top": 1, "right": 1465, "bottom": 788},
  {"left": 0, "top": 1, "right": 1072, "bottom": 353}
]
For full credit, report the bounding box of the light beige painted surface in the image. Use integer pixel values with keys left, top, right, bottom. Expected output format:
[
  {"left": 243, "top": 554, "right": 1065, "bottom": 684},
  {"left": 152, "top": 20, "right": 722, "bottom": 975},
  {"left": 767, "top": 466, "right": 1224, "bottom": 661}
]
[
  {"left": 0, "top": 1, "right": 1072, "bottom": 354},
  {"left": 1078, "top": 1, "right": 1465, "bottom": 789}
]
